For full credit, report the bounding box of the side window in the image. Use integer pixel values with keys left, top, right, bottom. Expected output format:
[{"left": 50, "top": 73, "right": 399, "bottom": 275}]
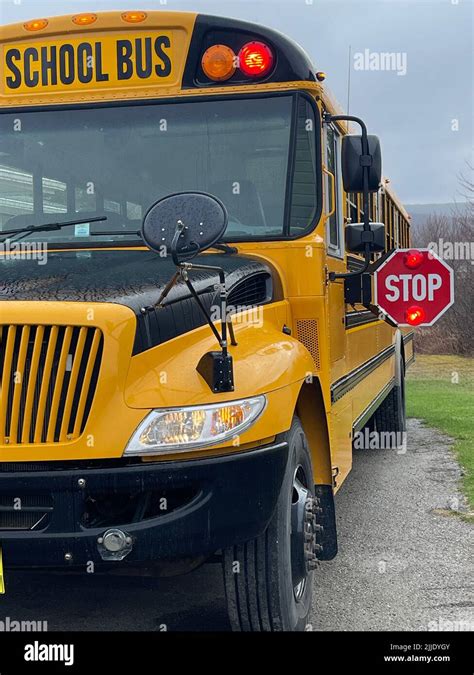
[
  {"left": 325, "top": 124, "right": 343, "bottom": 256},
  {"left": 393, "top": 210, "right": 399, "bottom": 248},
  {"left": 289, "top": 97, "right": 318, "bottom": 235},
  {"left": 347, "top": 192, "right": 358, "bottom": 225}
]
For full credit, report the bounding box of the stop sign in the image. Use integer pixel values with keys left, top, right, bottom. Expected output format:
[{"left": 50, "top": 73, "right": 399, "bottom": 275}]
[{"left": 374, "top": 249, "right": 454, "bottom": 327}]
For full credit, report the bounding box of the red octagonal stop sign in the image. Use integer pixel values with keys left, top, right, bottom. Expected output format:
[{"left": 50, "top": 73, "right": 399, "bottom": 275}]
[{"left": 374, "top": 249, "right": 454, "bottom": 327}]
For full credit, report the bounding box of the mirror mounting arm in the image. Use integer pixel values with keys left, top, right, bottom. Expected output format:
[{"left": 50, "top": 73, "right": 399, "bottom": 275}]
[
  {"left": 184, "top": 261, "right": 238, "bottom": 353},
  {"left": 323, "top": 113, "right": 372, "bottom": 281}
]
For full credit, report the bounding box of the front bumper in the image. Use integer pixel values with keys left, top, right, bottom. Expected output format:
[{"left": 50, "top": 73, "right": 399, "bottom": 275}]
[{"left": 0, "top": 441, "right": 288, "bottom": 570}]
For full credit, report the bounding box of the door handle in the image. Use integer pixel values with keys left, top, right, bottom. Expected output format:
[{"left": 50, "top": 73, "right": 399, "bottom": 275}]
[{"left": 323, "top": 166, "right": 336, "bottom": 219}]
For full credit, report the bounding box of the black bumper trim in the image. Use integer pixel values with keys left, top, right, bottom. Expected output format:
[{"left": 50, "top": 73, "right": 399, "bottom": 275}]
[{"left": 0, "top": 441, "right": 289, "bottom": 570}]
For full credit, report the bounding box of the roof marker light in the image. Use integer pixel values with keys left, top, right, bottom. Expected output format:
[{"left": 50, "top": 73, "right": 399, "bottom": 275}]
[
  {"left": 122, "top": 11, "right": 147, "bottom": 23},
  {"left": 202, "top": 45, "right": 236, "bottom": 81},
  {"left": 72, "top": 14, "right": 98, "bottom": 26},
  {"left": 24, "top": 19, "right": 48, "bottom": 32},
  {"left": 239, "top": 41, "right": 274, "bottom": 78}
]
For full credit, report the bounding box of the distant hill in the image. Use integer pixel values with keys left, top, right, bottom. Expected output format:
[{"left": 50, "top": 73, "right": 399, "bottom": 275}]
[{"left": 405, "top": 202, "right": 468, "bottom": 228}]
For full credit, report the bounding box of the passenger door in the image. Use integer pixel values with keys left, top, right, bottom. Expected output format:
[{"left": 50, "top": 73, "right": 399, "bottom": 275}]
[{"left": 324, "top": 123, "right": 346, "bottom": 368}]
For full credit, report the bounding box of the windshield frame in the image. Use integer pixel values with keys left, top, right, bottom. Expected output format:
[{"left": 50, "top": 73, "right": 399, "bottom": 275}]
[{"left": 0, "top": 91, "right": 322, "bottom": 248}]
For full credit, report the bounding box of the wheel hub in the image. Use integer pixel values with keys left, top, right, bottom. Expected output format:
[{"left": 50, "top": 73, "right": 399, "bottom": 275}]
[{"left": 291, "top": 470, "right": 324, "bottom": 599}]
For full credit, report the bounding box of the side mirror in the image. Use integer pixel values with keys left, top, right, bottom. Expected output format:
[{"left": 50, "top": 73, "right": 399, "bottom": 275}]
[
  {"left": 345, "top": 222, "right": 385, "bottom": 253},
  {"left": 341, "top": 135, "right": 382, "bottom": 193},
  {"left": 142, "top": 191, "right": 228, "bottom": 263}
]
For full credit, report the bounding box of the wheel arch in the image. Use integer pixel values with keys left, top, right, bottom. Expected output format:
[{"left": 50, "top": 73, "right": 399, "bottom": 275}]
[{"left": 295, "top": 378, "right": 332, "bottom": 486}]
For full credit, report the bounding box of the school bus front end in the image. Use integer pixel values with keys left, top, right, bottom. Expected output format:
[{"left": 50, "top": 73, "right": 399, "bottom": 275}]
[{"left": 0, "top": 11, "right": 411, "bottom": 631}]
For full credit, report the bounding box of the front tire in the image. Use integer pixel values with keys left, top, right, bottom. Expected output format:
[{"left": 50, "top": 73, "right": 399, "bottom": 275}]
[{"left": 223, "top": 417, "right": 316, "bottom": 631}]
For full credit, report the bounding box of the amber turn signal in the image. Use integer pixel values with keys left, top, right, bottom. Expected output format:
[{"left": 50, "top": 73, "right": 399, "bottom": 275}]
[{"left": 202, "top": 44, "right": 236, "bottom": 81}]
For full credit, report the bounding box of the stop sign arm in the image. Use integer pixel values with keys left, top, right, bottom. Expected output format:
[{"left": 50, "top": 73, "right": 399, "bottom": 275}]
[{"left": 344, "top": 249, "right": 396, "bottom": 309}]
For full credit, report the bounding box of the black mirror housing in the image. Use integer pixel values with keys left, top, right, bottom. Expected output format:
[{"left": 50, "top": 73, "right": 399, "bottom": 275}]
[
  {"left": 142, "top": 191, "right": 228, "bottom": 262},
  {"left": 345, "top": 222, "right": 386, "bottom": 253},
  {"left": 341, "top": 135, "right": 382, "bottom": 193}
]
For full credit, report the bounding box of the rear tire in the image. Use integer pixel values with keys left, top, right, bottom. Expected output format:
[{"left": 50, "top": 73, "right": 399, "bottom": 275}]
[
  {"left": 373, "top": 356, "right": 406, "bottom": 446},
  {"left": 223, "top": 417, "right": 315, "bottom": 632}
]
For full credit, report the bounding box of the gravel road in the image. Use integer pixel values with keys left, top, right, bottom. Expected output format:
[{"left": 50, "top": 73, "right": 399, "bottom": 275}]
[{"left": 1, "top": 419, "right": 472, "bottom": 632}]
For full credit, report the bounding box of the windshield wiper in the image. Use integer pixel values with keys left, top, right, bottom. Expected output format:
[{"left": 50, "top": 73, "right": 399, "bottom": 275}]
[{"left": 0, "top": 216, "right": 107, "bottom": 243}]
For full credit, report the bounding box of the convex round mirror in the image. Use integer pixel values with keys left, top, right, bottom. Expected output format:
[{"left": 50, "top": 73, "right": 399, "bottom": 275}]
[{"left": 142, "top": 191, "right": 228, "bottom": 263}]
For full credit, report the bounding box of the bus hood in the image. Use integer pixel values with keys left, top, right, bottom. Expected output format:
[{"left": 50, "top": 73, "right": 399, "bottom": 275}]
[{"left": 0, "top": 248, "right": 273, "bottom": 353}]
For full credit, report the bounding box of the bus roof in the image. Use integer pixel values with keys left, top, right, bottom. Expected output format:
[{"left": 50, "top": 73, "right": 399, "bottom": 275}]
[{"left": 0, "top": 10, "right": 317, "bottom": 105}]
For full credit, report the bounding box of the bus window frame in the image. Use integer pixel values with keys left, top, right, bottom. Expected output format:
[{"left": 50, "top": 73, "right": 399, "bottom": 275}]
[
  {"left": 324, "top": 122, "right": 344, "bottom": 259},
  {"left": 0, "top": 91, "right": 323, "bottom": 247}
]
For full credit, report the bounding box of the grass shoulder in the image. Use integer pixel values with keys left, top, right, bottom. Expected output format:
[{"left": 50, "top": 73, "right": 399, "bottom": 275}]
[{"left": 406, "top": 354, "right": 474, "bottom": 515}]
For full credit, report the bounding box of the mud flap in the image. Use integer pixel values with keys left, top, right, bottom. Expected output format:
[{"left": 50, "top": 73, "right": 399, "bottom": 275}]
[{"left": 314, "top": 484, "right": 338, "bottom": 560}]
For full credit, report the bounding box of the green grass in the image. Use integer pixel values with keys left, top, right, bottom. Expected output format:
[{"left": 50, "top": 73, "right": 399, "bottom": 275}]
[{"left": 406, "top": 355, "right": 474, "bottom": 515}]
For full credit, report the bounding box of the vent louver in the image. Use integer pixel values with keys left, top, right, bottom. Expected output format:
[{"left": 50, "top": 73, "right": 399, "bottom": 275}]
[{"left": 227, "top": 272, "right": 272, "bottom": 308}]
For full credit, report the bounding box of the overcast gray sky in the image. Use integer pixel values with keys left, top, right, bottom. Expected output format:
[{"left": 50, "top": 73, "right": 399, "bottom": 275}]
[{"left": 1, "top": 0, "right": 472, "bottom": 204}]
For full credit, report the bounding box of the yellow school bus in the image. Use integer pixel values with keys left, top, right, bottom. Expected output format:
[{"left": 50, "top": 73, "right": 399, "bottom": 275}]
[{"left": 0, "top": 10, "right": 414, "bottom": 630}]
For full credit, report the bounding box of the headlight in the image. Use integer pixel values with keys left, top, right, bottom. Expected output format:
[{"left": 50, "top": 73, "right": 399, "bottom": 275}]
[{"left": 124, "top": 396, "right": 266, "bottom": 456}]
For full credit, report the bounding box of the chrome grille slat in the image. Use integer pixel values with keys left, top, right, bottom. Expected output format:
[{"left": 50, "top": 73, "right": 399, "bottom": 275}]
[{"left": 0, "top": 324, "right": 103, "bottom": 445}]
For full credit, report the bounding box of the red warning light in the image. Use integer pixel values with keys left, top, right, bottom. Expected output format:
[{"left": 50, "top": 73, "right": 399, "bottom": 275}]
[
  {"left": 404, "top": 249, "right": 425, "bottom": 269},
  {"left": 406, "top": 305, "right": 426, "bottom": 326},
  {"left": 239, "top": 42, "right": 274, "bottom": 77}
]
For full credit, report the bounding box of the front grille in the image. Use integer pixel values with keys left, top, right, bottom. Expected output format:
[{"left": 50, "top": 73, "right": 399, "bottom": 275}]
[
  {"left": 0, "top": 324, "right": 103, "bottom": 445},
  {"left": 0, "top": 493, "right": 53, "bottom": 531}
]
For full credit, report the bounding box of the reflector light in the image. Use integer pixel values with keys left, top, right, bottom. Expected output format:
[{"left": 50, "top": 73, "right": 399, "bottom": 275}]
[
  {"left": 121, "top": 11, "right": 147, "bottom": 23},
  {"left": 24, "top": 19, "right": 48, "bottom": 32},
  {"left": 404, "top": 250, "right": 425, "bottom": 269},
  {"left": 202, "top": 44, "right": 236, "bottom": 81},
  {"left": 72, "top": 14, "right": 98, "bottom": 26},
  {"left": 406, "top": 305, "right": 426, "bottom": 326},
  {"left": 239, "top": 41, "right": 274, "bottom": 77}
]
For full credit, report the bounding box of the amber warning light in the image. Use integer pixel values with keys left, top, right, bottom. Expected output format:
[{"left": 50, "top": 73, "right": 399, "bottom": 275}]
[{"left": 202, "top": 45, "right": 236, "bottom": 81}]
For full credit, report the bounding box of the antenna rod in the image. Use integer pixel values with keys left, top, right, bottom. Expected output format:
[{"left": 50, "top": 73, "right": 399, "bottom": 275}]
[{"left": 347, "top": 44, "right": 352, "bottom": 116}]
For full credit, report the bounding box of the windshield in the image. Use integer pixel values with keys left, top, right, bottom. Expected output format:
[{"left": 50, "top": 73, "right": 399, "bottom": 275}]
[{"left": 0, "top": 96, "right": 299, "bottom": 245}]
